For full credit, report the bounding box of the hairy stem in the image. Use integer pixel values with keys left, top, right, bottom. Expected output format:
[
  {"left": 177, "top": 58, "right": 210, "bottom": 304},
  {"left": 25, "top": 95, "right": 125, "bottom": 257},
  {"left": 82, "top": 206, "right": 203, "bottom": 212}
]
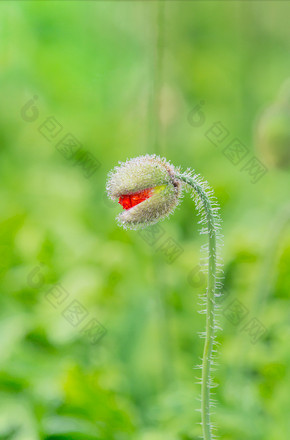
[{"left": 176, "top": 171, "right": 219, "bottom": 440}]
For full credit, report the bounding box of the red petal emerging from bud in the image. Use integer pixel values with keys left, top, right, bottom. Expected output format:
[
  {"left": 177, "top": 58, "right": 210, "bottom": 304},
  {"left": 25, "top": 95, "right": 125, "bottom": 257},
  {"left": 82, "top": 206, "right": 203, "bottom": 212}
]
[{"left": 119, "top": 188, "right": 153, "bottom": 210}]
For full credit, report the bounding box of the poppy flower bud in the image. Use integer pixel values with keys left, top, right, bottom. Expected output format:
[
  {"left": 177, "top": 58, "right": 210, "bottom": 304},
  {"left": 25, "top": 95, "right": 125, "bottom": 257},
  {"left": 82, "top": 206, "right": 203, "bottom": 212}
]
[{"left": 106, "top": 155, "right": 182, "bottom": 229}]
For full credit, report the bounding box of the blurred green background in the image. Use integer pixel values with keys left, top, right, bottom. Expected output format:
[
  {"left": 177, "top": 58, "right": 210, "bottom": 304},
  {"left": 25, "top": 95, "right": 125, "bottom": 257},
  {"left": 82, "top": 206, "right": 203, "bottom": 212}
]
[{"left": 0, "top": 1, "right": 290, "bottom": 439}]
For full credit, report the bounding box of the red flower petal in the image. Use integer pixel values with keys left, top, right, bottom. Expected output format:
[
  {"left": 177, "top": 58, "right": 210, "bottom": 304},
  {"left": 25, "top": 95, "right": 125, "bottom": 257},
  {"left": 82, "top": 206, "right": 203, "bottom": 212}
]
[{"left": 119, "top": 188, "right": 153, "bottom": 210}]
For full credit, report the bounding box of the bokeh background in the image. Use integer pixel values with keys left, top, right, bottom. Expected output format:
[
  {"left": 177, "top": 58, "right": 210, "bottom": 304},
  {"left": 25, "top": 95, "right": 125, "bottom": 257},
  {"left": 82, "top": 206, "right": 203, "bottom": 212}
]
[{"left": 1, "top": 1, "right": 290, "bottom": 439}]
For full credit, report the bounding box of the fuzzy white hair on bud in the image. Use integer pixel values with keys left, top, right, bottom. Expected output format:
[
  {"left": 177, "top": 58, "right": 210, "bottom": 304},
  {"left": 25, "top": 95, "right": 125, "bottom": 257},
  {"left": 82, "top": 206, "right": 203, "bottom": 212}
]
[
  {"left": 106, "top": 155, "right": 223, "bottom": 440},
  {"left": 106, "top": 154, "right": 182, "bottom": 229}
]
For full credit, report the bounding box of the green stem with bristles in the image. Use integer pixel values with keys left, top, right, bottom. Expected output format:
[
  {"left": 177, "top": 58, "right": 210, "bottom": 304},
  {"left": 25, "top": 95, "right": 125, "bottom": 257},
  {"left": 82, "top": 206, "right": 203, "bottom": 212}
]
[{"left": 176, "top": 172, "right": 218, "bottom": 440}]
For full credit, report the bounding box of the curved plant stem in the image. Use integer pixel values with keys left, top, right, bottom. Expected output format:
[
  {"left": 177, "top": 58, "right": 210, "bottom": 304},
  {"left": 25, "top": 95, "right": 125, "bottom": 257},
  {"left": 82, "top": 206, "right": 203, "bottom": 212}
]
[{"left": 176, "top": 171, "right": 220, "bottom": 440}]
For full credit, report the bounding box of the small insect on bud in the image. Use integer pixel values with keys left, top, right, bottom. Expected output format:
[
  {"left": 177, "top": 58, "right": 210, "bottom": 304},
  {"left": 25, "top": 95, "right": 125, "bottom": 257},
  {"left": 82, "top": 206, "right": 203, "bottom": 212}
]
[{"left": 106, "top": 155, "right": 182, "bottom": 229}]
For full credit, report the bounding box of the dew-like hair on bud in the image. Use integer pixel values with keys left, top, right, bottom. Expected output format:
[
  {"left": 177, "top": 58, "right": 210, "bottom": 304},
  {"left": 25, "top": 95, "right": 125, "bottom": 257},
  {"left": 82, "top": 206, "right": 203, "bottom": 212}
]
[
  {"left": 106, "top": 157, "right": 223, "bottom": 438},
  {"left": 106, "top": 154, "right": 182, "bottom": 230}
]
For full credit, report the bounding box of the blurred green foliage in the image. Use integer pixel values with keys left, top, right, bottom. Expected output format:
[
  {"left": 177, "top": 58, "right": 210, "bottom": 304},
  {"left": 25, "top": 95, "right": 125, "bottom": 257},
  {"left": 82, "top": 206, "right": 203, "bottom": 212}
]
[{"left": 0, "top": 2, "right": 289, "bottom": 439}]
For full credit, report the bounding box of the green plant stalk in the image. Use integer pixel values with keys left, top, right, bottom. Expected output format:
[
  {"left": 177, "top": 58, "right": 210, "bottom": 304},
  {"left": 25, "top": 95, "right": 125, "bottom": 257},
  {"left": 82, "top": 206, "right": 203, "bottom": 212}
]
[
  {"left": 176, "top": 172, "right": 218, "bottom": 440},
  {"left": 107, "top": 156, "right": 221, "bottom": 439}
]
